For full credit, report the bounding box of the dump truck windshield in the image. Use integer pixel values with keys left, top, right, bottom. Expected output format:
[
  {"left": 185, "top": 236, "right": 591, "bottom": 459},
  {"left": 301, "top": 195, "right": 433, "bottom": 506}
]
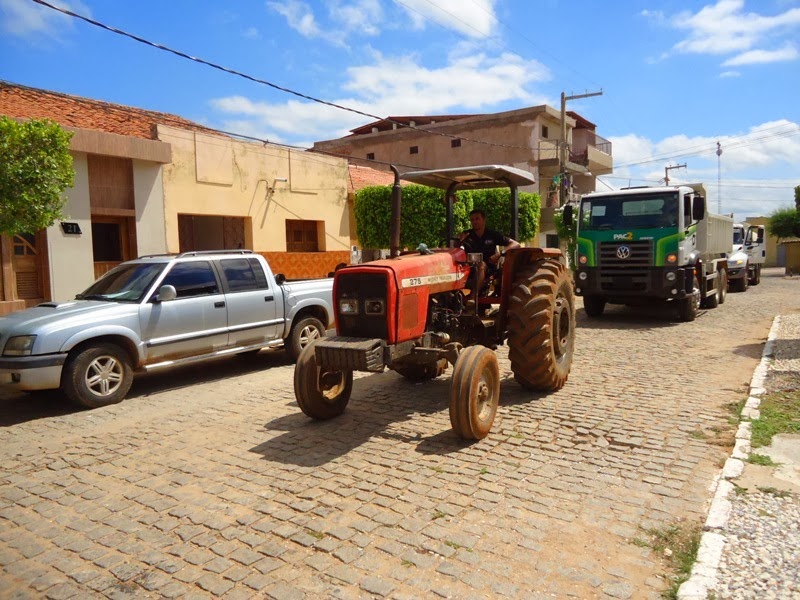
[{"left": 579, "top": 192, "right": 679, "bottom": 231}]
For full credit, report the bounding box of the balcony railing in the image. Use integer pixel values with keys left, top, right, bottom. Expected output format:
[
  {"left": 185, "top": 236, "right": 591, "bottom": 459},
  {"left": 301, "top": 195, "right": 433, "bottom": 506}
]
[{"left": 537, "top": 134, "right": 612, "bottom": 168}]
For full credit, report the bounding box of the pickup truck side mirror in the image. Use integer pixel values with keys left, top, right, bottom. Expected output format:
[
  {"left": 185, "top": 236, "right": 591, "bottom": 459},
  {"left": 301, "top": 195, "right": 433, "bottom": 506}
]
[
  {"left": 155, "top": 284, "right": 177, "bottom": 302},
  {"left": 275, "top": 273, "right": 286, "bottom": 285}
]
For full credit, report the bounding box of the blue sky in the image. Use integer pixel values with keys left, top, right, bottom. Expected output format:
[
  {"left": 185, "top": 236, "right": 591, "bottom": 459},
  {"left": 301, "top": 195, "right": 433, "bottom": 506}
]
[{"left": 1, "top": 0, "right": 798, "bottom": 221}]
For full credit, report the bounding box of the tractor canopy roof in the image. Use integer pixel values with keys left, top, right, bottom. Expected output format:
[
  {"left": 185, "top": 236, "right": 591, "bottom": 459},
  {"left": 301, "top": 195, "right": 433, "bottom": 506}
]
[{"left": 400, "top": 165, "right": 535, "bottom": 190}]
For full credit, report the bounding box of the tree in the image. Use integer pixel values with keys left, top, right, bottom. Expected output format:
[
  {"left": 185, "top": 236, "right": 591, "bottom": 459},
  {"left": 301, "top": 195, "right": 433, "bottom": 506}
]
[
  {"left": 767, "top": 207, "right": 800, "bottom": 239},
  {"left": 0, "top": 116, "right": 74, "bottom": 236},
  {"left": 354, "top": 184, "right": 540, "bottom": 250}
]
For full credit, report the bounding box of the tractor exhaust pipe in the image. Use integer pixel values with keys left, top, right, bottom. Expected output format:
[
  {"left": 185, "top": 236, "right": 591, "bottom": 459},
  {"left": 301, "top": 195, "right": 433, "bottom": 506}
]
[{"left": 390, "top": 165, "right": 402, "bottom": 258}]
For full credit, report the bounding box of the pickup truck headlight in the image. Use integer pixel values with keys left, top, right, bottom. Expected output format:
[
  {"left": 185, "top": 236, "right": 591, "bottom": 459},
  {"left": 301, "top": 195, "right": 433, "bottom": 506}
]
[
  {"left": 339, "top": 298, "right": 359, "bottom": 315},
  {"left": 3, "top": 335, "right": 37, "bottom": 356}
]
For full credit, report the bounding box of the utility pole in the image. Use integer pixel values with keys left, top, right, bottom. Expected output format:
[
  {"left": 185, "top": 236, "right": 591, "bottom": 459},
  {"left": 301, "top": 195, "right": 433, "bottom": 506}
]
[
  {"left": 559, "top": 89, "right": 603, "bottom": 206},
  {"left": 664, "top": 163, "right": 686, "bottom": 186},
  {"left": 716, "top": 141, "right": 723, "bottom": 214}
]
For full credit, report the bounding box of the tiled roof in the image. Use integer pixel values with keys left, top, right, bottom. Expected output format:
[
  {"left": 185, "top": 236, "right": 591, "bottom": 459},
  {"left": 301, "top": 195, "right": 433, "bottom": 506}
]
[
  {"left": 348, "top": 163, "right": 405, "bottom": 194},
  {"left": 0, "top": 80, "right": 213, "bottom": 139}
]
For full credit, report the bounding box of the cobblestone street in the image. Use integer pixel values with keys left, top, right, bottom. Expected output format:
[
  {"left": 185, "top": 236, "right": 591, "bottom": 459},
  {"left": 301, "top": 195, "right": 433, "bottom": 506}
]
[{"left": 1, "top": 269, "right": 798, "bottom": 599}]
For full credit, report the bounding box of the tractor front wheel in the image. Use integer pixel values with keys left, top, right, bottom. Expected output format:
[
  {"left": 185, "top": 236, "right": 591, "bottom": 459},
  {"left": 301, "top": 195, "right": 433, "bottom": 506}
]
[
  {"left": 507, "top": 260, "right": 575, "bottom": 391},
  {"left": 294, "top": 342, "right": 353, "bottom": 420},
  {"left": 448, "top": 346, "right": 500, "bottom": 440}
]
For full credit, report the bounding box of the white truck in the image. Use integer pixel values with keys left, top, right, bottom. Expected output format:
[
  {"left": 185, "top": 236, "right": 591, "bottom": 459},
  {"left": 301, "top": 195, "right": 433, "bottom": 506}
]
[
  {"left": 0, "top": 250, "right": 334, "bottom": 408},
  {"left": 572, "top": 183, "right": 733, "bottom": 321},
  {"left": 727, "top": 221, "right": 766, "bottom": 292}
]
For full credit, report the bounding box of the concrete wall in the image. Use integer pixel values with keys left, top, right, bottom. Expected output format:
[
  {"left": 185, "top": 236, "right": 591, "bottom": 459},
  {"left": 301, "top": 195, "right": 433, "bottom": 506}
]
[
  {"left": 133, "top": 160, "right": 167, "bottom": 256},
  {"left": 46, "top": 152, "right": 95, "bottom": 301},
  {"left": 157, "top": 125, "right": 350, "bottom": 256}
]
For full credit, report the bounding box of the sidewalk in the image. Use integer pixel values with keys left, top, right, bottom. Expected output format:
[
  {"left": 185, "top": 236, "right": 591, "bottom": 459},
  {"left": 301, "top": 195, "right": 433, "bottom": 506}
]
[{"left": 679, "top": 314, "right": 800, "bottom": 599}]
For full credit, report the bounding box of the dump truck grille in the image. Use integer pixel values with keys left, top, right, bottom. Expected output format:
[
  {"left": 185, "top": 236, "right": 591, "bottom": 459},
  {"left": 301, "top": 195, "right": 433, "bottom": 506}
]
[{"left": 597, "top": 240, "right": 654, "bottom": 291}]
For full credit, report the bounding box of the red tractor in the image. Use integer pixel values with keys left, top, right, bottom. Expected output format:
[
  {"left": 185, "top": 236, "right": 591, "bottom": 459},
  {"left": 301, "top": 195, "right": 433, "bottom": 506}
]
[{"left": 294, "top": 165, "right": 575, "bottom": 440}]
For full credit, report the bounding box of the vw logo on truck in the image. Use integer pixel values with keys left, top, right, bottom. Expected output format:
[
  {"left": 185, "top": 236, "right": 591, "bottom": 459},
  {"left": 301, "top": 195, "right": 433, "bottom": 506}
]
[{"left": 616, "top": 245, "right": 631, "bottom": 260}]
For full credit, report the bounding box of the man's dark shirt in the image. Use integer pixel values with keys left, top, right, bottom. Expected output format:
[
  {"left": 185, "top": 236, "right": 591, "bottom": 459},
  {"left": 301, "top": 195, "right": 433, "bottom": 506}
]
[{"left": 460, "top": 227, "right": 512, "bottom": 273}]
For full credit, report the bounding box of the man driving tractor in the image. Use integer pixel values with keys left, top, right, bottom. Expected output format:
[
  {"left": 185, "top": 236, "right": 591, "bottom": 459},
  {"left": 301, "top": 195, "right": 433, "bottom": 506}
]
[{"left": 457, "top": 208, "right": 520, "bottom": 296}]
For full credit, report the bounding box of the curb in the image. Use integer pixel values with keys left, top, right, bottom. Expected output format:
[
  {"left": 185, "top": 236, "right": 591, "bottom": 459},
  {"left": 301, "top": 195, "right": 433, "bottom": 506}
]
[{"left": 677, "top": 316, "right": 781, "bottom": 599}]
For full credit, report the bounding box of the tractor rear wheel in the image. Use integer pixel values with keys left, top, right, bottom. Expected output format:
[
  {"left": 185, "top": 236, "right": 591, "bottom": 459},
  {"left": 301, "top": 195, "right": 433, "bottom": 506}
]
[
  {"left": 449, "top": 345, "right": 500, "bottom": 440},
  {"left": 294, "top": 342, "right": 353, "bottom": 420},
  {"left": 507, "top": 259, "right": 575, "bottom": 392},
  {"left": 395, "top": 358, "right": 448, "bottom": 382}
]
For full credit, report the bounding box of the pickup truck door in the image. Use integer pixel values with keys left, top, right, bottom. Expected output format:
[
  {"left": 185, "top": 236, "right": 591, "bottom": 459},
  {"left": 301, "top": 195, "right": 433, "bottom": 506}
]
[
  {"left": 218, "top": 257, "right": 281, "bottom": 347},
  {"left": 139, "top": 260, "right": 229, "bottom": 363}
]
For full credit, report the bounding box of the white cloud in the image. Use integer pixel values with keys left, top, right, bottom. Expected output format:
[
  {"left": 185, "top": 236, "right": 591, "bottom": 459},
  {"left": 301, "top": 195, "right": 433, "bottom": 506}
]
[
  {"left": 607, "top": 120, "right": 800, "bottom": 219},
  {"left": 242, "top": 26, "right": 260, "bottom": 39},
  {"left": 267, "top": 0, "right": 383, "bottom": 45},
  {"left": 0, "top": 0, "right": 91, "bottom": 37},
  {"left": 650, "top": 0, "right": 800, "bottom": 69},
  {"left": 395, "top": 0, "right": 497, "bottom": 38},
  {"left": 330, "top": 0, "right": 382, "bottom": 36},
  {"left": 210, "top": 50, "right": 550, "bottom": 141},
  {"left": 719, "top": 70, "right": 741, "bottom": 78},
  {"left": 267, "top": 0, "right": 325, "bottom": 39},
  {"left": 723, "top": 43, "right": 798, "bottom": 66}
]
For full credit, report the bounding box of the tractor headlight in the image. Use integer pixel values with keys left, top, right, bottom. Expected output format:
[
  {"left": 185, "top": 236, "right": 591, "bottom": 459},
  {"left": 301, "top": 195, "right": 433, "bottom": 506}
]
[
  {"left": 3, "top": 335, "right": 36, "bottom": 356},
  {"left": 364, "top": 298, "right": 385, "bottom": 315},
  {"left": 339, "top": 298, "right": 359, "bottom": 315}
]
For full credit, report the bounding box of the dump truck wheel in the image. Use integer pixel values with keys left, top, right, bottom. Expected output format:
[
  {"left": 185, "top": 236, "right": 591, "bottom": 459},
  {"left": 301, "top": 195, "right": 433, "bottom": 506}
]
[
  {"left": 507, "top": 260, "right": 575, "bottom": 392},
  {"left": 678, "top": 274, "right": 701, "bottom": 322},
  {"left": 448, "top": 345, "right": 499, "bottom": 440},
  {"left": 294, "top": 342, "right": 352, "bottom": 420},
  {"left": 718, "top": 269, "right": 727, "bottom": 305},
  {"left": 582, "top": 295, "right": 605, "bottom": 317},
  {"left": 395, "top": 358, "right": 448, "bottom": 382}
]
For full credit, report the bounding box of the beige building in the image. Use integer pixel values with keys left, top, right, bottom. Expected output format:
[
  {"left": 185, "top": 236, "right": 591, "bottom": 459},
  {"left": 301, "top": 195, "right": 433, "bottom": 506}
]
[
  {"left": 0, "top": 82, "right": 350, "bottom": 312},
  {"left": 313, "top": 105, "right": 613, "bottom": 247}
]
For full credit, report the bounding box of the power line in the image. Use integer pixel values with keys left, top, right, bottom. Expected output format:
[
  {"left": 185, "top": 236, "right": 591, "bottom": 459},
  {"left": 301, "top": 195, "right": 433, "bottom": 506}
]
[
  {"left": 23, "top": 0, "right": 800, "bottom": 191},
  {"left": 28, "top": 0, "right": 535, "bottom": 153}
]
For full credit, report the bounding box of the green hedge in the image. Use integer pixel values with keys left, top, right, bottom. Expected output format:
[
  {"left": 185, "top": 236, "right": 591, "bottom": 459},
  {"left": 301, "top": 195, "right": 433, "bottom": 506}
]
[{"left": 354, "top": 185, "right": 540, "bottom": 249}]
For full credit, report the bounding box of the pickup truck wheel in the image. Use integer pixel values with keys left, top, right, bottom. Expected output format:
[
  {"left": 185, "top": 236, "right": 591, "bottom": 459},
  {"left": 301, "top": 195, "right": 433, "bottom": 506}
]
[
  {"left": 582, "top": 295, "right": 605, "bottom": 317},
  {"left": 449, "top": 345, "right": 499, "bottom": 440},
  {"left": 395, "top": 359, "right": 448, "bottom": 382},
  {"left": 286, "top": 316, "right": 325, "bottom": 361},
  {"left": 507, "top": 260, "right": 575, "bottom": 392},
  {"left": 718, "top": 269, "right": 727, "bottom": 305},
  {"left": 294, "top": 342, "right": 352, "bottom": 420},
  {"left": 62, "top": 343, "right": 133, "bottom": 408}
]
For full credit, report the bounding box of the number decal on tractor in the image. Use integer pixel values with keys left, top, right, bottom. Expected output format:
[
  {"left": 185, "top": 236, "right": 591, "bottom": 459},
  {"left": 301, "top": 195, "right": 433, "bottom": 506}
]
[{"left": 401, "top": 273, "right": 461, "bottom": 288}]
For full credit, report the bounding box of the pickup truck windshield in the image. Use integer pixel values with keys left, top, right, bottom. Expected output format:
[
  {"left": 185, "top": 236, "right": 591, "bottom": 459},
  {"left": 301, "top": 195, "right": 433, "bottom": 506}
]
[
  {"left": 76, "top": 263, "right": 166, "bottom": 303},
  {"left": 580, "top": 192, "right": 679, "bottom": 231}
]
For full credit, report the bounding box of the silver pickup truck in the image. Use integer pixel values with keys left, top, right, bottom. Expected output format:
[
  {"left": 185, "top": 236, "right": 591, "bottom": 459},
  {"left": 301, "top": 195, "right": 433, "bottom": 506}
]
[{"left": 0, "top": 250, "right": 334, "bottom": 408}]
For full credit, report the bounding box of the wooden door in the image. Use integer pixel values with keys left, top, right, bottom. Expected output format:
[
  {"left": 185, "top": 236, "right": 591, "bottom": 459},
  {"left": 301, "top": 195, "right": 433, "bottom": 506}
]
[
  {"left": 11, "top": 233, "right": 45, "bottom": 307},
  {"left": 92, "top": 217, "right": 136, "bottom": 280}
]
